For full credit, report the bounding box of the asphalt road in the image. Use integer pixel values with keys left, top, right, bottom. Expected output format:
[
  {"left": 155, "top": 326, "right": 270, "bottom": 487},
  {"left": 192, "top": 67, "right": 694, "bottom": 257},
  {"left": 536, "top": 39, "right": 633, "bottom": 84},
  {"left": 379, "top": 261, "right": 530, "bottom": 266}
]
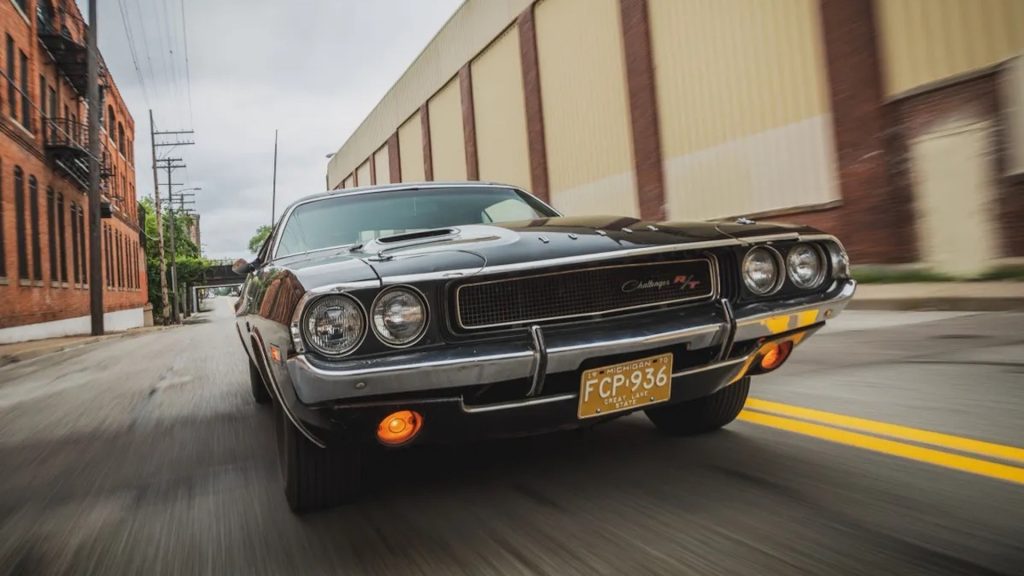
[{"left": 0, "top": 298, "right": 1022, "bottom": 575}]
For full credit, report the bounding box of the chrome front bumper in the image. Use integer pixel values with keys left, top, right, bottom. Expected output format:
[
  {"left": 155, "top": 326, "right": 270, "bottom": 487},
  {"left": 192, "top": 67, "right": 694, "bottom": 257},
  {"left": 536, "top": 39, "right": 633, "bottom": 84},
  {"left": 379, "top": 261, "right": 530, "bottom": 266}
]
[{"left": 287, "top": 279, "right": 856, "bottom": 405}]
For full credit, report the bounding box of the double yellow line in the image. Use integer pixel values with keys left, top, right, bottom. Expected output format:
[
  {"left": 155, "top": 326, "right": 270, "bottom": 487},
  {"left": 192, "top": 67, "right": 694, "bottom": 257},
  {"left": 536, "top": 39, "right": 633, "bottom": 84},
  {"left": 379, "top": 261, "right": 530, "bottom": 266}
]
[{"left": 740, "top": 398, "right": 1024, "bottom": 485}]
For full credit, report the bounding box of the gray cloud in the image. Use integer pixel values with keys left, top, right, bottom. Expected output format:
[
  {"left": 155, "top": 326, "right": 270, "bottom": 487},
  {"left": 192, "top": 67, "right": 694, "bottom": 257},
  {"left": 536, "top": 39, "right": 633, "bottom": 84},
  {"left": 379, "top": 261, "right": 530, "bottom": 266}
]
[{"left": 93, "top": 0, "right": 462, "bottom": 259}]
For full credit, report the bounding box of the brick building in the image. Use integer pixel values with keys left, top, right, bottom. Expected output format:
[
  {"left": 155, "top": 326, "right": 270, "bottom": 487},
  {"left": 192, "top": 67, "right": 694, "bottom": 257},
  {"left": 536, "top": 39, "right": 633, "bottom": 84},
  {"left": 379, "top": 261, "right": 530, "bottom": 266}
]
[
  {"left": 328, "top": 0, "right": 1024, "bottom": 277},
  {"left": 0, "top": 0, "right": 147, "bottom": 343}
]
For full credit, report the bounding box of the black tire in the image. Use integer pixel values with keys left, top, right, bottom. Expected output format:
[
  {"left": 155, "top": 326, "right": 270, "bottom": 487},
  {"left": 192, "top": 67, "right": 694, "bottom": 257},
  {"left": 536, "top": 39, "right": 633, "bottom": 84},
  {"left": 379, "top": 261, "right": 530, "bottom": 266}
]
[
  {"left": 249, "top": 357, "right": 272, "bottom": 405},
  {"left": 276, "top": 403, "right": 362, "bottom": 513},
  {"left": 645, "top": 377, "right": 750, "bottom": 436}
]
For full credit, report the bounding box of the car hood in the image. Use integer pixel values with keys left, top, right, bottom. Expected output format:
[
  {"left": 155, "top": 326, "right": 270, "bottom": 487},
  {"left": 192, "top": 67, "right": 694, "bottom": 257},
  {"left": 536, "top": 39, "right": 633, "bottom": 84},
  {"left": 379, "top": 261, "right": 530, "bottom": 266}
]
[{"left": 343, "top": 216, "right": 820, "bottom": 280}]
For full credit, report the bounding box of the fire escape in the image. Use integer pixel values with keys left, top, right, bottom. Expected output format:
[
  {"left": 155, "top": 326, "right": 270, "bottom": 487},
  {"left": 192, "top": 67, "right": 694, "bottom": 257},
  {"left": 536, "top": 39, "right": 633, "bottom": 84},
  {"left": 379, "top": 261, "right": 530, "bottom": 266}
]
[{"left": 37, "top": 7, "right": 112, "bottom": 213}]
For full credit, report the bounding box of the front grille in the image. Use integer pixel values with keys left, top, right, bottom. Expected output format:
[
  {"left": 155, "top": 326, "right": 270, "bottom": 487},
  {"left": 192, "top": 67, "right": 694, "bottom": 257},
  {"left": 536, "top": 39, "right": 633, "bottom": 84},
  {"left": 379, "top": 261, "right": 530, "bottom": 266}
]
[{"left": 454, "top": 258, "right": 716, "bottom": 330}]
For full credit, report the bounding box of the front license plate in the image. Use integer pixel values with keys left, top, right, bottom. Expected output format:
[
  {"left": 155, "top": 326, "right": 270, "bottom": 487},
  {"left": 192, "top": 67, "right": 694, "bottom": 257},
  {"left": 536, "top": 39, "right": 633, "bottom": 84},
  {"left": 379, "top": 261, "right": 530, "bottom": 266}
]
[{"left": 578, "top": 353, "right": 673, "bottom": 419}]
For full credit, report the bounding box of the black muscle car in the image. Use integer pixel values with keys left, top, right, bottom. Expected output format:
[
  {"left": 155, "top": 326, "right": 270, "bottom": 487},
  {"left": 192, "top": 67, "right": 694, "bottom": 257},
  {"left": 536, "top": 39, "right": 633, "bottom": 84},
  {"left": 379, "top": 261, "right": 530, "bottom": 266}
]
[{"left": 234, "top": 182, "right": 855, "bottom": 512}]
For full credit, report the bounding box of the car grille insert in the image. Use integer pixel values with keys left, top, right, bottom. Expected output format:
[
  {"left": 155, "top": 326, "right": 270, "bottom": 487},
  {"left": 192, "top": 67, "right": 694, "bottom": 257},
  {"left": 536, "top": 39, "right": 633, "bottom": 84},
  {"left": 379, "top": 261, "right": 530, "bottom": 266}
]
[{"left": 455, "top": 258, "right": 717, "bottom": 330}]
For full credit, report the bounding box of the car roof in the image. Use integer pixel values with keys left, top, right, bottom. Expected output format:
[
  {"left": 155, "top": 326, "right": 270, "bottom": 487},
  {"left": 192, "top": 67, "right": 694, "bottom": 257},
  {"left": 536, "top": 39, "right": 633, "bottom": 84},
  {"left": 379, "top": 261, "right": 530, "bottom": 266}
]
[{"left": 284, "top": 181, "right": 524, "bottom": 213}]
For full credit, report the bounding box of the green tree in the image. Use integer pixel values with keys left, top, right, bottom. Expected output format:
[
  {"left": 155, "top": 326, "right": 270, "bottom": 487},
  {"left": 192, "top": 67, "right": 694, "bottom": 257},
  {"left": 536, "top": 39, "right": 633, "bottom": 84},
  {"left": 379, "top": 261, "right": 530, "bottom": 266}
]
[
  {"left": 249, "top": 225, "right": 272, "bottom": 254},
  {"left": 140, "top": 197, "right": 211, "bottom": 321}
]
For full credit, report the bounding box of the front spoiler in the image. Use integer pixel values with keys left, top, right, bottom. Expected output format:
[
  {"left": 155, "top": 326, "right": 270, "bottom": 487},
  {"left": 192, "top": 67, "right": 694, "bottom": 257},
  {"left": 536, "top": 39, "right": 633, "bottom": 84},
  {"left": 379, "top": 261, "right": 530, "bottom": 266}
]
[{"left": 287, "top": 279, "right": 855, "bottom": 406}]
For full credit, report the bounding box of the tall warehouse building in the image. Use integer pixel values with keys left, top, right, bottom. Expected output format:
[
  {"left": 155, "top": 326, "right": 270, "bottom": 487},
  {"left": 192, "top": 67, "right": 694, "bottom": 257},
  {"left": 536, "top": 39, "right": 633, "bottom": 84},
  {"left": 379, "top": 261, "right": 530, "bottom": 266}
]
[{"left": 327, "top": 0, "right": 1024, "bottom": 277}]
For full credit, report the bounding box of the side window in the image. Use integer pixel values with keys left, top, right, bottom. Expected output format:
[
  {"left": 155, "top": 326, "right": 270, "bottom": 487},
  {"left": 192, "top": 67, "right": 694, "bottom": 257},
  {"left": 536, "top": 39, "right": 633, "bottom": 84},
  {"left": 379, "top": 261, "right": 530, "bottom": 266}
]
[
  {"left": 257, "top": 226, "right": 275, "bottom": 265},
  {"left": 482, "top": 198, "right": 537, "bottom": 223}
]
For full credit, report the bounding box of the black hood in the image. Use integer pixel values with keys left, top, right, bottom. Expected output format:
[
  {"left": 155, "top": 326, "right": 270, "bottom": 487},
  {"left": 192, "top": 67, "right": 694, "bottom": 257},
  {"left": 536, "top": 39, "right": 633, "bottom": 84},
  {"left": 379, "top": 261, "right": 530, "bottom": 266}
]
[{"left": 351, "top": 216, "right": 815, "bottom": 280}]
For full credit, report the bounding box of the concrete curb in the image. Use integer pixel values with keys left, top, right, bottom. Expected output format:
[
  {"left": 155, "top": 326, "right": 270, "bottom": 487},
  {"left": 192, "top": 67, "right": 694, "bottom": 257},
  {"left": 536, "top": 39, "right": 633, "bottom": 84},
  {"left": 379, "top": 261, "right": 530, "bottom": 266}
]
[
  {"left": 848, "top": 298, "right": 1024, "bottom": 312},
  {"left": 0, "top": 325, "right": 175, "bottom": 368}
]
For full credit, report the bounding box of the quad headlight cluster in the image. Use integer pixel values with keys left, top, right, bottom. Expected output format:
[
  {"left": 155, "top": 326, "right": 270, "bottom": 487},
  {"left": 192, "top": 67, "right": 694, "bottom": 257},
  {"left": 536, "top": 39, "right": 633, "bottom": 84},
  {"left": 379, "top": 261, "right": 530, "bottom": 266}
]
[
  {"left": 300, "top": 286, "right": 428, "bottom": 357},
  {"left": 742, "top": 242, "right": 835, "bottom": 296}
]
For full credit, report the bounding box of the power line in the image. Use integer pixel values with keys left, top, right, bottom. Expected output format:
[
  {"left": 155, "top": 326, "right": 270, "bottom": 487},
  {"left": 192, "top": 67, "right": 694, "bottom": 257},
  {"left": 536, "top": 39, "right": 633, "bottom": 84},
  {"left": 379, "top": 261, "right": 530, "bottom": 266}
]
[
  {"left": 115, "top": 0, "right": 149, "bottom": 107},
  {"left": 178, "top": 0, "right": 195, "bottom": 127}
]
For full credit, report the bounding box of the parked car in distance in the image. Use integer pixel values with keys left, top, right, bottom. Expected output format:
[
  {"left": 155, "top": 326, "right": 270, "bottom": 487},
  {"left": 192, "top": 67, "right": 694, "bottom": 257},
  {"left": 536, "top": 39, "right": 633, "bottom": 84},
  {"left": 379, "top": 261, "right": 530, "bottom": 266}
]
[{"left": 234, "top": 182, "right": 855, "bottom": 512}]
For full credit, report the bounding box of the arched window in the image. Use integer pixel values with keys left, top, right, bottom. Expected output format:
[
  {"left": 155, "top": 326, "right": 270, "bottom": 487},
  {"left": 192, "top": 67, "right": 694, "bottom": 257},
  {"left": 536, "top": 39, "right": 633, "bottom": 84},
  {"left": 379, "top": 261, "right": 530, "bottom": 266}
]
[
  {"left": 0, "top": 160, "right": 5, "bottom": 279},
  {"left": 117, "top": 123, "right": 125, "bottom": 155},
  {"left": 57, "top": 192, "right": 67, "bottom": 284},
  {"left": 29, "top": 176, "right": 41, "bottom": 281},
  {"left": 70, "top": 202, "right": 80, "bottom": 284},
  {"left": 47, "top": 187, "right": 57, "bottom": 284},
  {"left": 78, "top": 205, "right": 86, "bottom": 284},
  {"left": 14, "top": 166, "right": 28, "bottom": 280}
]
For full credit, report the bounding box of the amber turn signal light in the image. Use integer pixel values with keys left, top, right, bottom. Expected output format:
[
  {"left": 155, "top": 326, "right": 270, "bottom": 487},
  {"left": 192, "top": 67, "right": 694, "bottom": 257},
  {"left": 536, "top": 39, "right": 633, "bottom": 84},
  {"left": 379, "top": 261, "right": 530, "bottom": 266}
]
[
  {"left": 759, "top": 341, "right": 793, "bottom": 372},
  {"left": 377, "top": 410, "right": 423, "bottom": 446}
]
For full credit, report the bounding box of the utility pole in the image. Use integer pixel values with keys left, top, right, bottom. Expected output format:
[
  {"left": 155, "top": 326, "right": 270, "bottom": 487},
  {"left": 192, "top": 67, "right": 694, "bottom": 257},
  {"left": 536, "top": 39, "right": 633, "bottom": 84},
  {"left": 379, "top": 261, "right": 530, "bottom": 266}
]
[
  {"left": 158, "top": 158, "right": 187, "bottom": 323},
  {"left": 149, "top": 110, "right": 169, "bottom": 325},
  {"left": 86, "top": 0, "right": 103, "bottom": 335},
  {"left": 150, "top": 118, "right": 195, "bottom": 324}
]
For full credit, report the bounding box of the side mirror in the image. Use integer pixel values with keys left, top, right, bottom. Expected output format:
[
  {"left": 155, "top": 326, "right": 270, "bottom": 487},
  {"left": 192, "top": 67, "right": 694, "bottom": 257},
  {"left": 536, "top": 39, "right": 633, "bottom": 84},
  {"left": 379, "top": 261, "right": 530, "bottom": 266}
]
[{"left": 232, "top": 258, "right": 255, "bottom": 276}]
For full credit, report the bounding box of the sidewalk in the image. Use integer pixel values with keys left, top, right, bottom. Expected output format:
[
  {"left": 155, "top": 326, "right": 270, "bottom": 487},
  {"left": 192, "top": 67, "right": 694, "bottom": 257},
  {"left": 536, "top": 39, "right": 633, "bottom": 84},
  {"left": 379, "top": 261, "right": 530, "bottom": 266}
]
[
  {"left": 0, "top": 325, "right": 171, "bottom": 368},
  {"left": 850, "top": 281, "right": 1024, "bottom": 311}
]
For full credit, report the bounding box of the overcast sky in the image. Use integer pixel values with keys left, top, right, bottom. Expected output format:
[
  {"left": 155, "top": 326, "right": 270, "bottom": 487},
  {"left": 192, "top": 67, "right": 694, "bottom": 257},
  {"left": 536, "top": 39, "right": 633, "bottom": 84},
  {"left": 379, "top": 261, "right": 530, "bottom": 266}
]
[{"left": 88, "top": 0, "right": 463, "bottom": 259}]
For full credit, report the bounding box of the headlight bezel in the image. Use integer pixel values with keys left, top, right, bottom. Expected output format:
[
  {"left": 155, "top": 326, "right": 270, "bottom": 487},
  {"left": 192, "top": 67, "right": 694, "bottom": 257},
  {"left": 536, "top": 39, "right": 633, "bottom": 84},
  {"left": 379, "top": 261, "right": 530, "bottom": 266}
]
[
  {"left": 299, "top": 293, "right": 368, "bottom": 358},
  {"left": 786, "top": 242, "right": 828, "bottom": 290},
  {"left": 370, "top": 285, "right": 429, "bottom": 348},
  {"left": 741, "top": 246, "right": 785, "bottom": 296}
]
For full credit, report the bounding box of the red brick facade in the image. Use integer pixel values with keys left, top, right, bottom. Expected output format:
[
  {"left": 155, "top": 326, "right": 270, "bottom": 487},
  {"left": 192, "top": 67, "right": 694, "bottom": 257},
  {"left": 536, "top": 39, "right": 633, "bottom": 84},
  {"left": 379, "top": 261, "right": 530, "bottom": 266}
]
[{"left": 0, "top": 0, "right": 146, "bottom": 331}]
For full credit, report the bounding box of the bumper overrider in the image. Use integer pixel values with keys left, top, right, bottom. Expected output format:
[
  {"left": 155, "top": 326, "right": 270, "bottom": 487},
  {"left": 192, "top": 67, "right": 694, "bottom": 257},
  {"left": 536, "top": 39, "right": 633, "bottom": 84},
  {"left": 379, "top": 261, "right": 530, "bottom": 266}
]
[{"left": 271, "top": 279, "right": 855, "bottom": 446}]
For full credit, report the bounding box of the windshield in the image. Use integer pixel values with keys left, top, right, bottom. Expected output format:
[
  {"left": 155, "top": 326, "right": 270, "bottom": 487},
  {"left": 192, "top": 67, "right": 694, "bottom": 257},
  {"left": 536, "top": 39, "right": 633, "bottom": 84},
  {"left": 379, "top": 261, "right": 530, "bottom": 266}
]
[{"left": 274, "top": 186, "right": 557, "bottom": 258}]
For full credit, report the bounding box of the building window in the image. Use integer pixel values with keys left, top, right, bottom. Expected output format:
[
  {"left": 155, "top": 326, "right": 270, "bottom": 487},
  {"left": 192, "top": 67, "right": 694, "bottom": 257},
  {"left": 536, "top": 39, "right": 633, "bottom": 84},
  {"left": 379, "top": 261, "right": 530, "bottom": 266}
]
[
  {"left": 14, "top": 166, "right": 29, "bottom": 280},
  {"left": 57, "top": 193, "right": 67, "bottom": 283},
  {"left": 6, "top": 36, "right": 15, "bottom": 120},
  {"left": 12, "top": 0, "right": 29, "bottom": 15},
  {"left": 20, "top": 51, "right": 30, "bottom": 130},
  {"left": 29, "top": 176, "right": 41, "bottom": 281},
  {"left": 71, "top": 204, "right": 81, "bottom": 284},
  {"left": 118, "top": 231, "right": 125, "bottom": 289},
  {"left": 118, "top": 123, "right": 125, "bottom": 155},
  {"left": 78, "top": 206, "right": 86, "bottom": 283},
  {"left": 106, "top": 105, "right": 114, "bottom": 134},
  {"left": 47, "top": 188, "right": 57, "bottom": 284},
  {"left": 47, "top": 86, "right": 56, "bottom": 140},
  {"left": 0, "top": 160, "right": 5, "bottom": 279}
]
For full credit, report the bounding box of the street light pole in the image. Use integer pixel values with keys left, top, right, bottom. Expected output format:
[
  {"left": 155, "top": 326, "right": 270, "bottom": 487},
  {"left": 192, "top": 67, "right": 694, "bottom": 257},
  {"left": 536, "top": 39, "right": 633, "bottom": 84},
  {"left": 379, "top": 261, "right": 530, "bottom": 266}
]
[{"left": 86, "top": 0, "right": 103, "bottom": 335}]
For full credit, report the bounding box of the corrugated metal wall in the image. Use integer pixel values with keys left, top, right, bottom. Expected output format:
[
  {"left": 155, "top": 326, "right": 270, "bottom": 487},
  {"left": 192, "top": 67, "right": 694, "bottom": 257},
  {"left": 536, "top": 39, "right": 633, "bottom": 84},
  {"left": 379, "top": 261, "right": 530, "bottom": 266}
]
[
  {"left": 875, "top": 0, "right": 1024, "bottom": 96},
  {"left": 374, "top": 145, "right": 391, "bottom": 185},
  {"left": 427, "top": 78, "right": 468, "bottom": 180},
  {"left": 534, "top": 0, "right": 638, "bottom": 217},
  {"left": 649, "top": 0, "right": 839, "bottom": 221},
  {"left": 398, "top": 111, "right": 426, "bottom": 182},
  {"left": 472, "top": 25, "right": 532, "bottom": 190}
]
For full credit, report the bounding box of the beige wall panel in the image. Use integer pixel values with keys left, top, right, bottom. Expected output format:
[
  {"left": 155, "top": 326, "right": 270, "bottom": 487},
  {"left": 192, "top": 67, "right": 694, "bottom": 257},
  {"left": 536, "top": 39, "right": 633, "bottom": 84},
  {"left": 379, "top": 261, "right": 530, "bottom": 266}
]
[
  {"left": 910, "top": 120, "right": 999, "bottom": 275},
  {"left": 663, "top": 116, "right": 839, "bottom": 220},
  {"left": 374, "top": 145, "right": 391, "bottom": 184},
  {"left": 1001, "top": 54, "right": 1024, "bottom": 176},
  {"left": 649, "top": 0, "right": 838, "bottom": 219},
  {"left": 535, "top": 0, "right": 638, "bottom": 217},
  {"left": 356, "top": 160, "right": 372, "bottom": 187},
  {"left": 327, "top": 0, "right": 533, "bottom": 188},
  {"left": 428, "top": 78, "right": 467, "bottom": 180},
  {"left": 343, "top": 174, "right": 354, "bottom": 189},
  {"left": 398, "top": 111, "right": 426, "bottom": 182},
  {"left": 876, "top": 0, "right": 1024, "bottom": 96},
  {"left": 472, "top": 26, "right": 532, "bottom": 191}
]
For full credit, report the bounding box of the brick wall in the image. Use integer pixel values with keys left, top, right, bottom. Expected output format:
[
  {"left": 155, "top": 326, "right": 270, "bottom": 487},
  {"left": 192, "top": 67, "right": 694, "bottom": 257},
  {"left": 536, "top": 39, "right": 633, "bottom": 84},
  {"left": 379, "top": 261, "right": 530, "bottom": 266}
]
[{"left": 0, "top": 0, "right": 147, "bottom": 330}]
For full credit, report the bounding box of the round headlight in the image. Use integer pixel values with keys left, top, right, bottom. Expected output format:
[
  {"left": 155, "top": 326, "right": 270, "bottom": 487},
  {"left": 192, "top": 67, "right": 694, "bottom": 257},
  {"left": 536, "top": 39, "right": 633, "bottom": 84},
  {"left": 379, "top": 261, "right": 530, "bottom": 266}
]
[
  {"left": 372, "top": 287, "right": 428, "bottom": 347},
  {"left": 786, "top": 243, "right": 826, "bottom": 289},
  {"left": 302, "top": 294, "right": 366, "bottom": 357},
  {"left": 742, "top": 247, "right": 782, "bottom": 295}
]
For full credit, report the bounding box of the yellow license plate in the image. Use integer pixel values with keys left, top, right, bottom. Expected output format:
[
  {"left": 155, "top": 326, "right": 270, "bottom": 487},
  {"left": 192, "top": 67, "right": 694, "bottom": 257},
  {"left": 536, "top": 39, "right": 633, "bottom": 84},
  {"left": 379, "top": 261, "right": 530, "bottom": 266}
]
[{"left": 578, "top": 353, "right": 673, "bottom": 419}]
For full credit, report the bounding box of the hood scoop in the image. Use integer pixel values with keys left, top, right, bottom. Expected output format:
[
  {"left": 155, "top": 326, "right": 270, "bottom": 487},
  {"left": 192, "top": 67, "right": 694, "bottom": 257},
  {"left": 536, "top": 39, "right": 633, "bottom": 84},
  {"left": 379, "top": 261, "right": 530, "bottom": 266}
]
[{"left": 377, "top": 228, "right": 458, "bottom": 244}]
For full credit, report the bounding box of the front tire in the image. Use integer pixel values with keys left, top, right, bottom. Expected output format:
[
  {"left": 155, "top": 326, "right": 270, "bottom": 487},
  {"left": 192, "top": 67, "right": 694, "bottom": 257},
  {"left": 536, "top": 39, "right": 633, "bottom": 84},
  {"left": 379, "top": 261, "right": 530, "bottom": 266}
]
[
  {"left": 645, "top": 377, "right": 750, "bottom": 436},
  {"left": 249, "top": 357, "right": 272, "bottom": 405},
  {"left": 276, "top": 403, "right": 362, "bottom": 513}
]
